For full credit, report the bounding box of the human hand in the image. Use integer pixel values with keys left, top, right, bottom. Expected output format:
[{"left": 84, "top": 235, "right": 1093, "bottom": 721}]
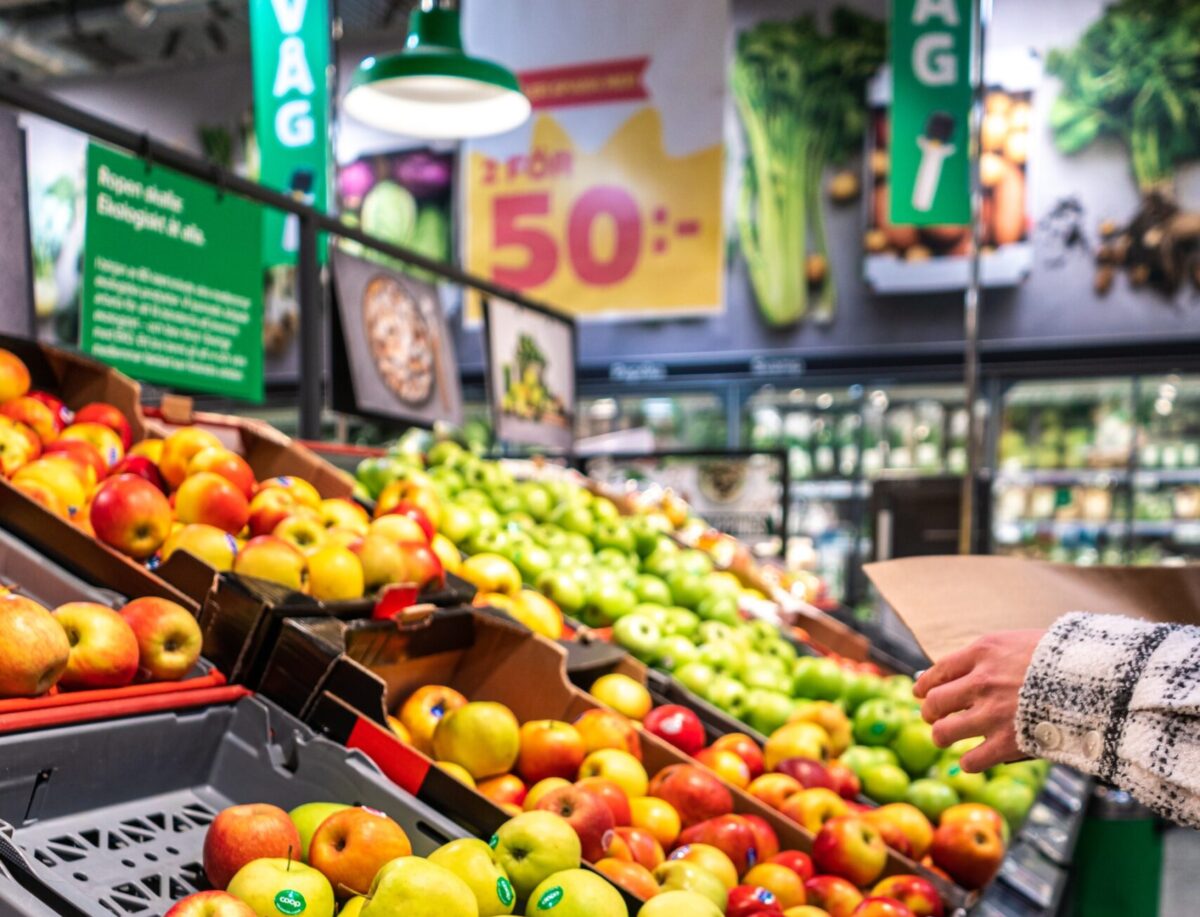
[{"left": 913, "top": 630, "right": 1045, "bottom": 773}]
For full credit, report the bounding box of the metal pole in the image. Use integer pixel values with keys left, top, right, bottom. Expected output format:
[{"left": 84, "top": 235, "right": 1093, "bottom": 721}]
[
  {"left": 298, "top": 215, "right": 323, "bottom": 439},
  {"left": 959, "top": 0, "right": 989, "bottom": 555}
]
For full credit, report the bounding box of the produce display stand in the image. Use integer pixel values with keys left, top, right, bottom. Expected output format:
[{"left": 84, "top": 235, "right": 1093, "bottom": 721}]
[
  {"left": 0, "top": 693, "right": 467, "bottom": 917},
  {"left": 257, "top": 606, "right": 972, "bottom": 912}
]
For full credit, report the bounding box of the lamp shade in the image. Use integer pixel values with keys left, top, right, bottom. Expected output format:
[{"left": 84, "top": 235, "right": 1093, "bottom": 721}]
[{"left": 343, "top": 3, "right": 530, "bottom": 140}]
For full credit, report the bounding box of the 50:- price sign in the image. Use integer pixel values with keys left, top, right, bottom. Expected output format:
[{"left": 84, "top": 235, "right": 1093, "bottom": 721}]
[{"left": 464, "top": 110, "right": 723, "bottom": 323}]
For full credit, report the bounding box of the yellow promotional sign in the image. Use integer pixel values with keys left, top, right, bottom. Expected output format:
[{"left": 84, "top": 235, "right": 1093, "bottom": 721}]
[{"left": 463, "top": 0, "right": 727, "bottom": 323}]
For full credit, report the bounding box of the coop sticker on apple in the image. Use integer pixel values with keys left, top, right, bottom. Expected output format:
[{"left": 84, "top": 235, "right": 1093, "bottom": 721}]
[
  {"left": 273, "top": 889, "right": 306, "bottom": 915},
  {"left": 889, "top": 0, "right": 974, "bottom": 225},
  {"left": 497, "top": 877, "right": 515, "bottom": 907},
  {"left": 536, "top": 886, "right": 564, "bottom": 910}
]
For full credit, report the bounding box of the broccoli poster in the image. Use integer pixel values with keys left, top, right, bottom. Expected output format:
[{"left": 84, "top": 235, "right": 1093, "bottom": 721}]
[{"left": 461, "top": 0, "right": 726, "bottom": 324}]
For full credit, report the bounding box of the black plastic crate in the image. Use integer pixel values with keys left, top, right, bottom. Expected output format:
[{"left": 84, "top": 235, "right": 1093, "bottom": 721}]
[{"left": 0, "top": 695, "right": 464, "bottom": 917}]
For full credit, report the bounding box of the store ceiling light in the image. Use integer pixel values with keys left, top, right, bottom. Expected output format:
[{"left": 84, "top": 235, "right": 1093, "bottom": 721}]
[{"left": 343, "top": 0, "right": 530, "bottom": 140}]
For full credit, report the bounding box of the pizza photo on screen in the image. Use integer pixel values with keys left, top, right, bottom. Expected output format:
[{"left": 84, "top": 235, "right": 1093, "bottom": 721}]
[{"left": 362, "top": 273, "right": 439, "bottom": 406}]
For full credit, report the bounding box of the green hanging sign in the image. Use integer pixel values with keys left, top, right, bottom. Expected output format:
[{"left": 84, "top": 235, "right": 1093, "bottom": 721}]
[
  {"left": 889, "top": 0, "right": 974, "bottom": 226},
  {"left": 80, "top": 144, "right": 264, "bottom": 402},
  {"left": 250, "top": 0, "right": 330, "bottom": 265}
]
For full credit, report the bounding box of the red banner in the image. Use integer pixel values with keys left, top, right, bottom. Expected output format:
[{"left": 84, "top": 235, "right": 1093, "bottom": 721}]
[{"left": 519, "top": 57, "right": 650, "bottom": 110}]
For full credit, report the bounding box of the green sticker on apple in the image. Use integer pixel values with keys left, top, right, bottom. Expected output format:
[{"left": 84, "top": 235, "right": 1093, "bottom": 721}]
[
  {"left": 870, "top": 722, "right": 886, "bottom": 735},
  {"left": 536, "top": 886, "right": 564, "bottom": 910},
  {"left": 488, "top": 833, "right": 499, "bottom": 848},
  {"left": 274, "top": 889, "right": 306, "bottom": 915},
  {"left": 497, "top": 877, "right": 515, "bottom": 906}
]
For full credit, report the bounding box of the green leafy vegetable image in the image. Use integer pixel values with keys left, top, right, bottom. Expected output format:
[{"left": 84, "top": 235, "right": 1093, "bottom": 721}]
[
  {"left": 1047, "top": 0, "right": 1200, "bottom": 191},
  {"left": 732, "top": 9, "right": 885, "bottom": 327}
]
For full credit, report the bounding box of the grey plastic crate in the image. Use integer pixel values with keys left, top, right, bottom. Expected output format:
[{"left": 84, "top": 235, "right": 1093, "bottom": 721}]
[{"left": 0, "top": 695, "right": 465, "bottom": 917}]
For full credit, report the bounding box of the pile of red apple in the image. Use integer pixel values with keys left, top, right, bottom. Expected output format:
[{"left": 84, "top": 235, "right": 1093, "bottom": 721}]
[
  {"left": 175, "top": 796, "right": 630, "bottom": 916},
  {"left": 0, "top": 590, "right": 202, "bottom": 698},
  {"left": 0, "top": 347, "right": 457, "bottom": 605},
  {"left": 381, "top": 679, "right": 948, "bottom": 917}
]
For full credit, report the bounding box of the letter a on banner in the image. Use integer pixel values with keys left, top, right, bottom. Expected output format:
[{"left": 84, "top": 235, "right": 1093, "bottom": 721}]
[{"left": 250, "top": 0, "right": 330, "bottom": 265}]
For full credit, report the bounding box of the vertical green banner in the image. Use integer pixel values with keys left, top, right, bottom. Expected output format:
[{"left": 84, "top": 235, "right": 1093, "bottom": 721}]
[
  {"left": 80, "top": 144, "right": 265, "bottom": 402},
  {"left": 250, "top": 0, "right": 330, "bottom": 265},
  {"left": 889, "top": 0, "right": 974, "bottom": 225}
]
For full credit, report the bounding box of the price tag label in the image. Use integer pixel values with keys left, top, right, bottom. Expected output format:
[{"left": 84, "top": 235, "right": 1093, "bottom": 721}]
[{"left": 465, "top": 109, "right": 722, "bottom": 322}]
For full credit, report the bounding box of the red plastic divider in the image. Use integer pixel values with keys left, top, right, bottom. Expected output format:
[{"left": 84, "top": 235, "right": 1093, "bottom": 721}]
[
  {"left": 0, "top": 669, "right": 227, "bottom": 716},
  {"left": 346, "top": 715, "right": 432, "bottom": 796},
  {"left": 0, "top": 684, "right": 251, "bottom": 734}
]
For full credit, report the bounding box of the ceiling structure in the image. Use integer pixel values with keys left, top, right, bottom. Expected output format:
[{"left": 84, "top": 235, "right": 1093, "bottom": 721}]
[{"left": 0, "top": 0, "right": 416, "bottom": 81}]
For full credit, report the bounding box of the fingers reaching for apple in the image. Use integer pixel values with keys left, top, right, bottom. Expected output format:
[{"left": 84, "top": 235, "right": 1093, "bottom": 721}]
[{"left": 914, "top": 630, "right": 1045, "bottom": 773}]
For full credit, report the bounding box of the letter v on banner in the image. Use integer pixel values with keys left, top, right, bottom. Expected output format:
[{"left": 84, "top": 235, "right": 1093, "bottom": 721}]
[
  {"left": 250, "top": 0, "right": 330, "bottom": 265},
  {"left": 889, "top": 0, "right": 974, "bottom": 225}
]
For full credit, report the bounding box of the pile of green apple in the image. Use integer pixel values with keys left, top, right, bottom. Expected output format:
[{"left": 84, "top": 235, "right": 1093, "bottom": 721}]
[{"left": 355, "top": 443, "right": 764, "bottom": 631}]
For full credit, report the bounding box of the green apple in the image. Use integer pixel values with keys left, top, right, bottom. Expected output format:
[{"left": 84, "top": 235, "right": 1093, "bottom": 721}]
[
  {"left": 428, "top": 466, "right": 465, "bottom": 494},
  {"left": 943, "top": 736, "right": 985, "bottom": 760},
  {"left": 439, "top": 503, "right": 480, "bottom": 546},
  {"left": 517, "top": 482, "right": 553, "bottom": 521},
  {"left": 905, "top": 778, "right": 961, "bottom": 821},
  {"left": 741, "top": 666, "right": 793, "bottom": 695},
  {"left": 697, "top": 621, "right": 737, "bottom": 645},
  {"left": 491, "top": 811, "right": 581, "bottom": 901},
  {"left": 551, "top": 505, "right": 594, "bottom": 538},
  {"left": 989, "top": 761, "right": 1043, "bottom": 790},
  {"left": 428, "top": 838, "right": 516, "bottom": 916},
  {"left": 595, "top": 547, "right": 634, "bottom": 570},
  {"left": 637, "top": 890, "right": 722, "bottom": 917},
  {"left": 287, "top": 802, "right": 350, "bottom": 861},
  {"left": 930, "top": 758, "right": 988, "bottom": 801},
  {"left": 676, "top": 550, "right": 713, "bottom": 577},
  {"left": 695, "top": 592, "right": 738, "bottom": 625},
  {"left": 629, "top": 520, "right": 663, "bottom": 558},
  {"left": 586, "top": 582, "right": 638, "bottom": 625},
  {"left": 656, "top": 635, "right": 699, "bottom": 672},
  {"left": 536, "top": 571, "right": 587, "bottom": 617},
  {"left": 471, "top": 528, "right": 512, "bottom": 557},
  {"left": 665, "top": 570, "right": 705, "bottom": 610},
  {"left": 643, "top": 547, "right": 681, "bottom": 579},
  {"left": 852, "top": 698, "right": 905, "bottom": 746},
  {"left": 363, "top": 856, "right": 477, "bottom": 917},
  {"left": 893, "top": 720, "right": 941, "bottom": 777},
  {"left": 633, "top": 602, "right": 669, "bottom": 622},
  {"left": 591, "top": 496, "right": 621, "bottom": 520},
  {"left": 456, "top": 487, "right": 492, "bottom": 507},
  {"left": 426, "top": 440, "right": 464, "bottom": 466},
  {"left": 761, "top": 638, "right": 798, "bottom": 666},
  {"left": 505, "top": 512, "right": 536, "bottom": 531},
  {"left": 705, "top": 675, "right": 747, "bottom": 717},
  {"left": 531, "top": 525, "right": 570, "bottom": 551},
  {"left": 674, "top": 661, "right": 716, "bottom": 696},
  {"left": 612, "top": 613, "right": 663, "bottom": 663},
  {"left": 512, "top": 543, "right": 554, "bottom": 584},
  {"left": 741, "top": 650, "right": 787, "bottom": 677},
  {"left": 745, "top": 619, "right": 779, "bottom": 648},
  {"left": 744, "top": 688, "right": 794, "bottom": 735},
  {"left": 593, "top": 520, "right": 636, "bottom": 555},
  {"left": 524, "top": 868, "right": 625, "bottom": 917},
  {"left": 839, "top": 744, "right": 898, "bottom": 776},
  {"left": 696, "top": 640, "right": 739, "bottom": 673},
  {"left": 884, "top": 674, "right": 916, "bottom": 702},
  {"left": 793, "top": 657, "right": 846, "bottom": 702},
  {"left": 226, "top": 858, "right": 335, "bottom": 917},
  {"left": 842, "top": 671, "right": 884, "bottom": 711},
  {"left": 662, "top": 607, "right": 700, "bottom": 639},
  {"left": 981, "top": 777, "right": 1036, "bottom": 830},
  {"left": 492, "top": 488, "right": 523, "bottom": 516},
  {"left": 860, "top": 762, "right": 911, "bottom": 804},
  {"left": 651, "top": 860, "right": 727, "bottom": 910},
  {"left": 632, "top": 574, "right": 673, "bottom": 606}
]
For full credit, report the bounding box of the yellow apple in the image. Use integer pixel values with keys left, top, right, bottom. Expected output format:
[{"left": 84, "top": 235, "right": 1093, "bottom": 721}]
[{"left": 307, "top": 545, "right": 365, "bottom": 602}]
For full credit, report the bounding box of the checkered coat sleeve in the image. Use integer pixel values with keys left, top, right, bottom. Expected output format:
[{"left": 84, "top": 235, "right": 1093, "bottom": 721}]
[{"left": 1015, "top": 612, "right": 1200, "bottom": 829}]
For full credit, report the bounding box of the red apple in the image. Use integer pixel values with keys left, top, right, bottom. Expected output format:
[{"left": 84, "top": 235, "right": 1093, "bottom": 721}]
[
  {"left": 59, "top": 421, "right": 123, "bottom": 467},
  {"left": 396, "top": 541, "right": 445, "bottom": 591},
  {"left": 574, "top": 708, "right": 642, "bottom": 760},
  {"left": 308, "top": 806, "right": 412, "bottom": 896},
  {"left": 747, "top": 773, "right": 804, "bottom": 811},
  {"left": 51, "top": 602, "right": 139, "bottom": 689},
  {"left": 176, "top": 471, "right": 250, "bottom": 535},
  {"left": 853, "top": 896, "right": 916, "bottom": 917},
  {"left": 679, "top": 814, "right": 757, "bottom": 876},
  {"left": 478, "top": 774, "right": 528, "bottom": 808},
  {"left": 727, "top": 884, "right": 784, "bottom": 917},
  {"left": 534, "top": 784, "right": 616, "bottom": 862},
  {"left": 74, "top": 402, "right": 133, "bottom": 451},
  {"left": 648, "top": 764, "right": 734, "bottom": 829},
  {"left": 233, "top": 535, "right": 307, "bottom": 592},
  {"left": 202, "top": 803, "right": 300, "bottom": 890},
  {"left": 712, "top": 733, "right": 765, "bottom": 779},
  {"left": 518, "top": 719, "right": 587, "bottom": 784},
  {"left": 594, "top": 858, "right": 659, "bottom": 900},
  {"left": 0, "top": 593, "right": 70, "bottom": 697},
  {"left": 398, "top": 684, "right": 467, "bottom": 755},
  {"left": 695, "top": 747, "right": 752, "bottom": 789},
  {"left": 383, "top": 501, "right": 435, "bottom": 542},
  {"left": 643, "top": 705, "right": 706, "bottom": 757},
  {"left": 247, "top": 487, "right": 299, "bottom": 538},
  {"left": 43, "top": 438, "right": 106, "bottom": 485},
  {"left": 780, "top": 787, "right": 850, "bottom": 834},
  {"left": 119, "top": 597, "right": 202, "bottom": 681},
  {"left": 577, "top": 776, "right": 632, "bottom": 826},
  {"left": 187, "top": 447, "right": 257, "bottom": 499},
  {"left": 776, "top": 757, "right": 836, "bottom": 791},
  {"left": 768, "top": 850, "right": 814, "bottom": 882},
  {"left": 804, "top": 875, "right": 865, "bottom": 917},
  {"left": 90, "top": 474, "right": 173, "bottom": 559},
  {"left": 812, "top": 817, "right": 888, "bottom": 888},
  {"left": 872, "top": 875, "right": 944, "bottom": 917},
  {"left": 929, "top": 820, "right": 1005, "bottom": 890},
  {"left": 27, "top": 390, "right": 70, "bottom": 431},
  {"left": 741, "top": 813, "right": 780, "bottom": 863},
  {"left": 0, "top": 395, "right": 59, "bottom": 445},
  {"left": 163, "top": 891, "right": 256, "bottom": 917},
  {"left": 0, "top": 347, "right": 30, "bottom": 402},
  {"left": 828, "top": 761, "right": 863, "bottom": 800},
  {"left": 109, "top": 454, "right": 167, "bottom": 493},
  {"left": 612, "top": 825, "right": 664, "bottom": 870}
]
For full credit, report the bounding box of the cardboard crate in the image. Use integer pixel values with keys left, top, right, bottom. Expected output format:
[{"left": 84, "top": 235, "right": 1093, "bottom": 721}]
[{"left": 258, "top": 607, "right": 971, "bottom": 912}]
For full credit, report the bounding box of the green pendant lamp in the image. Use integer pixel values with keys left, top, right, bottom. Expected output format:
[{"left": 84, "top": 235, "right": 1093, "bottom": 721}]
[{"left": 344, "top": 0, "right": 531, "bottom": 139}]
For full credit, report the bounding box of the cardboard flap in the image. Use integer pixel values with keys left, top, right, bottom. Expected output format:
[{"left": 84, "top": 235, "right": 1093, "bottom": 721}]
[{"left": 865, "top": 556, "right": 1200, "bottom": 661}]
